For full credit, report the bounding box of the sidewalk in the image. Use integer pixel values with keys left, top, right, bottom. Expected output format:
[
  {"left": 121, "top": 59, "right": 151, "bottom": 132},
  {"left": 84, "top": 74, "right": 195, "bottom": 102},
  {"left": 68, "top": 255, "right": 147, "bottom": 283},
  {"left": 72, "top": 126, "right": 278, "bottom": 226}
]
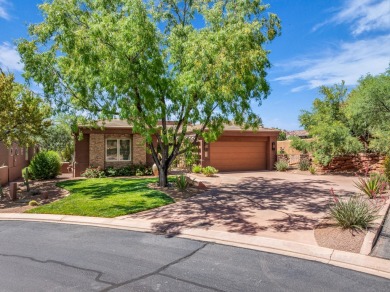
[{"left": 0, "top": 212, "right": 390, "bottom": 280}]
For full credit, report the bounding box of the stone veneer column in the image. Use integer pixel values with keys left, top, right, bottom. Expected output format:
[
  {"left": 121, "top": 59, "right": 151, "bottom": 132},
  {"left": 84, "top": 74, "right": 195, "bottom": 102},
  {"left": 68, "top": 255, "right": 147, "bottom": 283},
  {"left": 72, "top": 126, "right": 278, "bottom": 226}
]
[
  {"left": 89, "top": 134, "right": 105, "bottom": 168},
  {"left": 132, "top": 134, "right": 146, "bottom": 164}
]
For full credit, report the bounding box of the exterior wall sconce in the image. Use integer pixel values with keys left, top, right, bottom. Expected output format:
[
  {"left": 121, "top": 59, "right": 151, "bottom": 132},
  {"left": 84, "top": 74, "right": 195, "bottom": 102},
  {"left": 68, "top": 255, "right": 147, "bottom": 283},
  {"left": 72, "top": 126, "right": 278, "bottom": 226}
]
[
  {"left": 204, "top": 142, "right": 209, "bottom": 158},
  {"left": 272, "top": 142, "right": 276, "bottom": 151}
]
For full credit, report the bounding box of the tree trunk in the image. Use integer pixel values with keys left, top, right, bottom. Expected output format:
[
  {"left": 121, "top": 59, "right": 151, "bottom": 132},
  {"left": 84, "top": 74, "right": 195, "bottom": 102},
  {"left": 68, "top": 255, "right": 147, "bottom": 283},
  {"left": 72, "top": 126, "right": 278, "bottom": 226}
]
[{"left": 158, "top": 164, "right": 168, "bottom": 187}]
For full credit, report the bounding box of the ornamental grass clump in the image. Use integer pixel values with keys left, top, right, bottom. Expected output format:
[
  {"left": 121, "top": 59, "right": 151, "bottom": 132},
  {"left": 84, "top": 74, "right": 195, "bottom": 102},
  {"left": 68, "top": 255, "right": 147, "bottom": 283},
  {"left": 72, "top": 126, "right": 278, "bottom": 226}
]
[
  {"left": 329, "top": 190, "right": 379, "bottom": 230},
  {"left": 275, "top": 159, "right": 289, "bottom": 172},
  {"left": 298, "top": 158, "right": 311, "bottom": 171},
  {"left": 175, "top": 174, "right": 189, "bottom": 192}
]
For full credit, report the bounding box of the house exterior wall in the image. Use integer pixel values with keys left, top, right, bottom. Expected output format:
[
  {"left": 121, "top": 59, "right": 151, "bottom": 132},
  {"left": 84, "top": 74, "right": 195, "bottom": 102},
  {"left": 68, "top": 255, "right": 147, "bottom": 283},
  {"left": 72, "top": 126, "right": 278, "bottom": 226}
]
[
  {"left": 74, "top": 130, "right": 148, "bottom": 176},
  {"left": 89, "top": 134, "right": 105, "bottom": 168},
  {"left": 0, "top": 142, "right": 34, "bottom": 184}
]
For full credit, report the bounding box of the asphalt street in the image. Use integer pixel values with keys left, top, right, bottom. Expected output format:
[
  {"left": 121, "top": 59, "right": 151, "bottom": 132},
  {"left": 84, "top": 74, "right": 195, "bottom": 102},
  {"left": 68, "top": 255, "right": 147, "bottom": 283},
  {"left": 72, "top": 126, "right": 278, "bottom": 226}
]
[
  {"left": 0, "top": 221, "right": 389, "bottom": 291},
  {"left": 372, "top": 208, "right": 390, "bottom": 260}
]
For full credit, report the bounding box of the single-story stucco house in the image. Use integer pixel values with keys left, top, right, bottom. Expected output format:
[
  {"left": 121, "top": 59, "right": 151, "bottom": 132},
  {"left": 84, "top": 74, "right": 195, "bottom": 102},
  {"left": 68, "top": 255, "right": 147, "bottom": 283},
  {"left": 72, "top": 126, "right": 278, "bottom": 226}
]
[{"left": 73, "top": 120, "right": 279, "bottom": 177}]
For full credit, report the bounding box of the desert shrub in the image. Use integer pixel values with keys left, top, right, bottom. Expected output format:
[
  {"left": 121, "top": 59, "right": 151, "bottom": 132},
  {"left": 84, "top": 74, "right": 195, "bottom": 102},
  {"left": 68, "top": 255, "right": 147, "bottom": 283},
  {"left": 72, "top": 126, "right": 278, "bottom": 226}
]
[
  {"left": 309, "top": 165, "right": 316, "bottom": 175},
  {"left": 29, "top": 151, "right": 61, "bottom": 180},
  {"left": 275, "top": 159, "right": 289, "bottom": 171},
  {"left": 329, "top": 195, "right": 379, "bottom": 229},
  {"left": 202, "top": 166, "right": 218, "bottom": 177},
  {"left": 22, "top": 167, "right": 32, "bottom": 191},
  {"left": 175, "top": 174, "right": 189, "bottom": 191},
  {"left": 354, "top": 174, "right": 388, "bottom": 199},
  {"left": 290, "top": 136, "right": 311, "bottom": 154},
  {"left": 192, "top": 165, "right": 202, "bottom": 173},
  {"left": 29, "top": 200, "right": 39, "bottom": 206},
  {"left": 384, "top": 156, "right": 390, "bottom": 182},
  {"left": 82, "top": 167, "right": 106, "bottom": 178},
  {"left": 104, "top": 165, "right": 152, "bottom": 177},
  {"left": 298, "top": 158, "right": 311, "bottom": 171}
]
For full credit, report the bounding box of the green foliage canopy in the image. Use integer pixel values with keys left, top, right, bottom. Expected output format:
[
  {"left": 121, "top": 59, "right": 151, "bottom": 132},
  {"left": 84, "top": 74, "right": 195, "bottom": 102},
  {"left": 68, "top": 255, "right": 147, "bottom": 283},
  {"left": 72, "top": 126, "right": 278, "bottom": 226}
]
[
  {"left": 345, "top": 69, "right": 390, "bottom": 154},
  {"left": 18, "top": 0, "right": 281, "bottom": 186},
  {"left": 0, "top": 69, "right": 51, "bottom": 146},
  {"left": 299, "top": 82, "right": 362, "bottom": 165}
]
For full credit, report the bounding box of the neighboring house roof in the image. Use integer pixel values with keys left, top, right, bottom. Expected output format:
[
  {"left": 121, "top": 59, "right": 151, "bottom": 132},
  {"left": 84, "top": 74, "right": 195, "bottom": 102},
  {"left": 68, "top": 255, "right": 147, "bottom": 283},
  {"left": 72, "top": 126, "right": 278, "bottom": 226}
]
[
  {"left": 286, "top": 130, "right": 309, "bottom": 137},
  {"left": 81, "top": 119, "right": 279, "bottom": 133}
]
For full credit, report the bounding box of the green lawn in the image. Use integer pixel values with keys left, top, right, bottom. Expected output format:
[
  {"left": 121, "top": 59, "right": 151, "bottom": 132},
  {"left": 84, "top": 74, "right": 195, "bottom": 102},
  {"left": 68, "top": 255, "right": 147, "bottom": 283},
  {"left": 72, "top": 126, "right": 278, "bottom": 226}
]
[{"left": 26, "top": 178, "right": 174, "bottom": 217}]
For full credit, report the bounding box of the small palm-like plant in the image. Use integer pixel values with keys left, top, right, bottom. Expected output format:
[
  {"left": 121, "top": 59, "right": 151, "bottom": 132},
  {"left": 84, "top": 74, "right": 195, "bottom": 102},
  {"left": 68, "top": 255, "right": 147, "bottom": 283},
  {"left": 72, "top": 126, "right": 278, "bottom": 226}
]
[
  {"left": 354, "top": 174, "right": 388, "bottom": 199},
  {"left": 175, "top": 174, "right": 189, "bottom": 192}
]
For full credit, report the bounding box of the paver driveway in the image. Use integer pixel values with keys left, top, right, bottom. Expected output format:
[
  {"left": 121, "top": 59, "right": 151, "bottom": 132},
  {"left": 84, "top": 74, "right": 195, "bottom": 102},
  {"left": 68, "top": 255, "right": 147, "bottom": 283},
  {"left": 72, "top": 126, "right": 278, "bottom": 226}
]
[{"left": 120, "top": 171, "right": 357, "bottom": 245}]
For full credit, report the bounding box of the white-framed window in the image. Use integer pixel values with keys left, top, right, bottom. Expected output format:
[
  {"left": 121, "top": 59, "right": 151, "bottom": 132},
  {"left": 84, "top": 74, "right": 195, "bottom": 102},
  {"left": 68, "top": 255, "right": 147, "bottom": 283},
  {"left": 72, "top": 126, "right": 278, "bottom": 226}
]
[{"left": 106, "top": 139, "right": 131, "bottom": 161}]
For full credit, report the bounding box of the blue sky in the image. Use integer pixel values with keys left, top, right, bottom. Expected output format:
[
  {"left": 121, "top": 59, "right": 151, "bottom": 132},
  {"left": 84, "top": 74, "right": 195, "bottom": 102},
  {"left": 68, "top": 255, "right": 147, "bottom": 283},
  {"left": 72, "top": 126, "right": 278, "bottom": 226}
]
[{"left": 0, "top": 0, "right": 389, "bottom": 130}]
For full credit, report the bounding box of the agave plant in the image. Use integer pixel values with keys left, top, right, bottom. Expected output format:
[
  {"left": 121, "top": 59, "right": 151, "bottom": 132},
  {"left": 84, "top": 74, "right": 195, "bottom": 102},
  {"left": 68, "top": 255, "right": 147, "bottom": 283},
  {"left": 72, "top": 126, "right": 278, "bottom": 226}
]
[{"left": 354, "top": 174, "right": 388, "bottom": 199}]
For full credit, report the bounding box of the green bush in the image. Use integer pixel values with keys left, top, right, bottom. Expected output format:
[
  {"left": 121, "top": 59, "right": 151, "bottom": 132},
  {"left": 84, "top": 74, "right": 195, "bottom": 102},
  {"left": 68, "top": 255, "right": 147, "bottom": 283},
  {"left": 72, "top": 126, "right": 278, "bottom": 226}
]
[
  {"left": 384, "top": 156, "right": 390, "bottom": 182},
  {"left": 192, "top": 165, "right": 202, "bottom": 173},
  {"left": 82, "top": 167, "right": 106, "bottom": 178},
  {"left": 309, "top": 165, "right": 316, "bottom": 175},
  {"left": 329, "top": 195, "right": 379, "bottom": 229},
  {"left": 202, "top": 166, "right": 218, "bottom": 177},
  {"left": 104, "top": 165, "right": 152, "bottom": 177},
  {"left": 29, "top": 151, "right": 61, "bottom": 180},
  {"left": 275, "top": 159, "right": 289, "bottom": 171},
  {"left": 29, "top": 200, "right": 39, "bottom": 206},
  {"left": 22, "top": 167, "right": 31, "bottom": 191},
  {"left": 175, "top": 174, "right": 189, "bottom": 192},
  {"left": 298, "top": 158, "right": 311, "bottom": 171}
]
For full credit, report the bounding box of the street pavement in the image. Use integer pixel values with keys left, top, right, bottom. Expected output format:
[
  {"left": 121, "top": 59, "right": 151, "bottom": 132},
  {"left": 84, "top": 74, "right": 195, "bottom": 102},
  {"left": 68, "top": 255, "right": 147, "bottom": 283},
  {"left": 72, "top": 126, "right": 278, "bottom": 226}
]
[
  {"left": 0, "top": 221, "right": 389, "bottom": 292},
  {"left": 372, "top": 208, "right": 390, "bottom": 260}
]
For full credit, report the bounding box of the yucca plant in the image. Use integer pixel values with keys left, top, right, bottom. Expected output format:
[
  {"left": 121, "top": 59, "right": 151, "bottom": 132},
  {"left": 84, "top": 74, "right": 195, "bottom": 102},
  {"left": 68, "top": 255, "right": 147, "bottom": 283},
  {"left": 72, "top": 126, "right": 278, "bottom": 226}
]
[
  {"left": 329, "top": 194, "right": 379, "bottom": 230},
  {"left": 175, "top": 174, "right": 189, "bottom": 192},
  {"left": 354, "top": 174, "right": 388, "bottom": 199}
]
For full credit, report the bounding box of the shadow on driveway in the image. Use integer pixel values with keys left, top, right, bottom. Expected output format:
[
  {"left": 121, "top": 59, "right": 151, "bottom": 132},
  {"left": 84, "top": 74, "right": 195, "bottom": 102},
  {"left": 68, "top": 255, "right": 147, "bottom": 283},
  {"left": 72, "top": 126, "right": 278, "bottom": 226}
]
[{"left": 127, "top": 174, "right": 355, "bottom": 237}]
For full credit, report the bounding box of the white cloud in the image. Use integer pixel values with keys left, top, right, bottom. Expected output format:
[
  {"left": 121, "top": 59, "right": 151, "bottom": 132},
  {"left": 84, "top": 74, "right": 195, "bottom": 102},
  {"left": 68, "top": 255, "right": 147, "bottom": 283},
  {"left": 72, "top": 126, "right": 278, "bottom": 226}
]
[
  {"left": 275, "top": 35, "right": 390, "bottom": 92},
  {"left": 313, "top": 0, "right": 390, "bottom": 35},
  {"left": 0, "top": 42, "right": 23, "bottom": 71},
  {"left": 0, "top": 0, "right": 10, "bottom": 20}
]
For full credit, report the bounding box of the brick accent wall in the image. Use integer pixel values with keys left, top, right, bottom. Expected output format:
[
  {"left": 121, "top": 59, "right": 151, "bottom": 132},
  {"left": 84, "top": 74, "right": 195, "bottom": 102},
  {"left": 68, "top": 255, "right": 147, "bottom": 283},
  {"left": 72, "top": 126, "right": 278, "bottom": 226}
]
[
  {"left": 316, "top": 153, "right": 385, "bottom": 174},
  {"left": 89, "top": 133, "right": 147, "bottom": 169},
  {"left": 89, "top": 134, "right": 105, "bottom": 168},
  {"left": 132, "top": 134, "right": 147, "bottom": 165}
]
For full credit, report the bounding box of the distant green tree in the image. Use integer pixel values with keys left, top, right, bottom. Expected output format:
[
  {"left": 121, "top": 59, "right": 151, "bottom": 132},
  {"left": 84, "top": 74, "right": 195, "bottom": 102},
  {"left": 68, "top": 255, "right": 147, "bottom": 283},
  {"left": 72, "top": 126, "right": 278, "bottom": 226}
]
[
  {"left": 299, "top": 82, "right": 362, "bottom": 165},
  {"left": 345, "top": 68, "right": 390, "bottom": 154},
  {"left": 39, "top": 118, "right": 74, "bottom": 162},
  {"left": 0, "top": 69, "right": 51, "bottom": 146},
  {"left": 18, "top": 0, "right": 281, "bottom": 186},
  {"left": 277, "top": 130, "right": 287, "bottom": 141}
]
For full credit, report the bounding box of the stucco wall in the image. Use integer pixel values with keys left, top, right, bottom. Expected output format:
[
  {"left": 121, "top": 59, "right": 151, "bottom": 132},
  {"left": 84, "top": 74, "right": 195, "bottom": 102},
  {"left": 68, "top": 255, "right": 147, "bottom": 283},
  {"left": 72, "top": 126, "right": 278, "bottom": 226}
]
[{"left": 0, "top": 166, "right": 8, "bottom": 186}]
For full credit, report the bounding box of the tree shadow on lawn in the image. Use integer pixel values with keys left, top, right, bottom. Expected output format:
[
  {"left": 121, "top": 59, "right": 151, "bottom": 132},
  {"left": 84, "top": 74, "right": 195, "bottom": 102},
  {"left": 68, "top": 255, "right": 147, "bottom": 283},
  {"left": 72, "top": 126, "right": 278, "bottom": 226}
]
[
  {"left": 57, "top": 178, "right": 162, "bottom": 201},
  {"left": 131, "top": 176, "right": 353, "bottom": 237}
]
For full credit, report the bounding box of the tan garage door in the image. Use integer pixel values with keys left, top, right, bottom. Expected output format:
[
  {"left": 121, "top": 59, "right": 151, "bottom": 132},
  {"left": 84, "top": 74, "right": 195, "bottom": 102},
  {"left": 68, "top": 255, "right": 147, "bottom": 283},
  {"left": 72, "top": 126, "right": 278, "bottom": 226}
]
[{"left": 210, "top": 140, "right": 267, "bottom": 171}]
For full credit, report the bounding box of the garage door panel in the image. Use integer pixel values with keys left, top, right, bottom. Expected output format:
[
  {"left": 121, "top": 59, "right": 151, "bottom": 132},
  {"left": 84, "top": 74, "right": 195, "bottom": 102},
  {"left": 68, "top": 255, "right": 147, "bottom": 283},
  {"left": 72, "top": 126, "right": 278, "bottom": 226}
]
[{"left": 210, "top": 140, "right": 267, "bottom": 171}]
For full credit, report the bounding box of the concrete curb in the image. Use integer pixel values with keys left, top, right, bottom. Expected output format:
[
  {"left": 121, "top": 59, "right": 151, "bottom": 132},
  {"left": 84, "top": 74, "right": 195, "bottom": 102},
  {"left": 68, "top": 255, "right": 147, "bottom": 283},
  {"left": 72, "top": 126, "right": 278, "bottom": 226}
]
[
  {"left": 360, "top": 196, "right": 390, "bottom": 255},
  {"left": 0, "top": 213, "right": 389, "bottom": 279}
]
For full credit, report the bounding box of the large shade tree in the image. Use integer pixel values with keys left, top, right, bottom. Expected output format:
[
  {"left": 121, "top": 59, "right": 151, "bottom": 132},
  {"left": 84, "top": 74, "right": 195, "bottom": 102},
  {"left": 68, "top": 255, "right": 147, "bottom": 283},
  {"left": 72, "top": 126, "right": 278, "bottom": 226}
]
[
  {"left": 0, "top": 69, "right": 50, "bottom": 146},
  {"left": 18, "top": 0, "right": 281, "bottom": 186}
]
